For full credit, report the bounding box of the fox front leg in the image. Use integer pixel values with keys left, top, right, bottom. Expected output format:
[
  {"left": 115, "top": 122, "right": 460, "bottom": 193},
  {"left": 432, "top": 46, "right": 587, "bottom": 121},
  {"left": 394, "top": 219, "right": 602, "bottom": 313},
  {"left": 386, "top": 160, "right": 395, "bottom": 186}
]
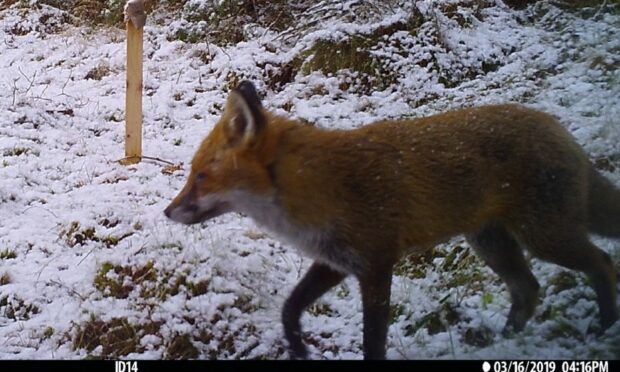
[{"left": 281, "top": 262, "right": 346, "bottom": 359}]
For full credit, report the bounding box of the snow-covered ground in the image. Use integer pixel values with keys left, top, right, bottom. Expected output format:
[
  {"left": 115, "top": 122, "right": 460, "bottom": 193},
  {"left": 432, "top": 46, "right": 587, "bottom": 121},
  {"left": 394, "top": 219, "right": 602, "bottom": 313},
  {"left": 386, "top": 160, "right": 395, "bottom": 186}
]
[{"left": 0, "top": 0, "right": 619, "bottom": 359}]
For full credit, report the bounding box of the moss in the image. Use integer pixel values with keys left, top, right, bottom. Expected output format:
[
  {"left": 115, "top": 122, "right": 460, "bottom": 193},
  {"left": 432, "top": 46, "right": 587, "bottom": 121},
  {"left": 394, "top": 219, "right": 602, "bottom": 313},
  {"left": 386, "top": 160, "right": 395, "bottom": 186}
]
[
  {"left": 258, "top": 7, "right": 427, "bottom": 93},
  {"left": 300, "top": 36, "right": 399, "bottom": 93}
]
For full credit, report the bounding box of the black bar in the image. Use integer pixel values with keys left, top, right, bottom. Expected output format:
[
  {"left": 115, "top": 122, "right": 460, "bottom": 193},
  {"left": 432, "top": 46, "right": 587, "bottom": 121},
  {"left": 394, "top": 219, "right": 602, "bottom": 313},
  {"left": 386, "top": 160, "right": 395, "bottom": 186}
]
[{"left": 0, "top": 360, "right": 617, "bottom": 372}]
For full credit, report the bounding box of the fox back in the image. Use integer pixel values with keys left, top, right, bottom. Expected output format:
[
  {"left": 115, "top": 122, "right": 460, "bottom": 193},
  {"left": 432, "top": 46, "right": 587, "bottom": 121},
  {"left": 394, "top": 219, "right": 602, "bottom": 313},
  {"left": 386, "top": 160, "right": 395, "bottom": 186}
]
[{"left": 165, "top": 81, "right": 619, "bottom": 359}]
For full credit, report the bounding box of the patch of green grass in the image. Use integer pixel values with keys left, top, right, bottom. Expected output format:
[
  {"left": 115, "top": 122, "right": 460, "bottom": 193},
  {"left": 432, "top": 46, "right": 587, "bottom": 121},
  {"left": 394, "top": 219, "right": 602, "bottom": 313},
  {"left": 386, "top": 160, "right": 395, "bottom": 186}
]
[
  {"left": 94, "top": 260, "right": 211, "bottom": 301},
  {"left": 43, "top": 326, "right": 54, "bottom": 339},
  {"left": 439, "top": 244, "right": 489, "bottom": 295},
  {"left": 307, "top": 302, "right": 334, "bottom": 317},
  {"left": 166, "top": 333, "right": 199, "bottom": 359},
  {"left": 0, "top": 249, "right": 16, "bottom": 260},
  {"left": 406, "top": 301, "right": 461, "bottom": 336},
  {"left": 73, "top": 316, "right": 162, "bottom": 358},
  {"left": 94, "top": 261, "right": 156, "bottom": 299},
  {"left": 3, "top": 147, "right": 37, "bottom": 157},
  {"left": 548, "top": 271, "right": 579, "bottom": 294},
  {"left": 59, "top": 221, "right": 133, "bottom": 248},
  {"left": 536, "top": 304, "right": 564, "bottom": 323},
  {"left": 390, "top": 303, "right": 407, "bottom": 324},
  {"left": 394, "top": 250, "right": 436, "bottom": 279},
  {"left": 335, "top": 284, "right": 350, "bottom": 299},
  {"left": 481, "top": 292, "right": 494, "bottom": 310},
  {"left": 546, "top": 317, "right": 586, "bottom": 340}
]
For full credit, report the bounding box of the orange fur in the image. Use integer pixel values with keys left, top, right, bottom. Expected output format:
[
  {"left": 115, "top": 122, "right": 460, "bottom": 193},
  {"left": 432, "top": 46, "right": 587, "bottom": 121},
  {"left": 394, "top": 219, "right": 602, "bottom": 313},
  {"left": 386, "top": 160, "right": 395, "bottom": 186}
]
[{"left": 165, "top": 82, "right": 619, "bottom": 359}]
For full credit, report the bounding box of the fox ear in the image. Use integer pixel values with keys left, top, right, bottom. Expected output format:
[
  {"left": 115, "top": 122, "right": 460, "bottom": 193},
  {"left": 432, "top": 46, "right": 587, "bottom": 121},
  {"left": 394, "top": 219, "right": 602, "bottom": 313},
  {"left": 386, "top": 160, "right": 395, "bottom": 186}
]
[{"left": 223, "top": 81, "right": 265, "bottom": 147}]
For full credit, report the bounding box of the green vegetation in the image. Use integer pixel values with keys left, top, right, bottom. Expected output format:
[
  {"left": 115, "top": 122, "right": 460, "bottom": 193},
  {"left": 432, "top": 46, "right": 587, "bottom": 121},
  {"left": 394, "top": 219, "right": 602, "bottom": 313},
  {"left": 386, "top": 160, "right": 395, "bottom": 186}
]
[
  {"left": 405, "top": 301, "right": 461, "bottom": 336},
  {"left": 0, "top": 294, "right": 40, "bottom": 320},
  {"left": 0, "top": 272, "right": 11, "bottom": 285},
  {"left": 60, "top": 221, "right": 133, "bottom": 248},
  {"left": 73, "top": 315, "right": 163, "bottom": 358},
  {"left": 3, "top": 147, "right": 37, "bottom": 157},
  {"left": 0, "top": 249, "right": 16, "bottom": 259},
  {"left": 93, "top": 261, "right": 210, "bottom": 300}
]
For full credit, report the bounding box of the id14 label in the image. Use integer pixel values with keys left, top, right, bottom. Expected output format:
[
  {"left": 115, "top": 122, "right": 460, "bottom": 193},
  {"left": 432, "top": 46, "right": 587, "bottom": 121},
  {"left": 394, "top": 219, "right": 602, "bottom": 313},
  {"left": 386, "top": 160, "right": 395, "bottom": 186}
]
[{"left": 115, "top": 361, "right": 138, "bottom": 372}]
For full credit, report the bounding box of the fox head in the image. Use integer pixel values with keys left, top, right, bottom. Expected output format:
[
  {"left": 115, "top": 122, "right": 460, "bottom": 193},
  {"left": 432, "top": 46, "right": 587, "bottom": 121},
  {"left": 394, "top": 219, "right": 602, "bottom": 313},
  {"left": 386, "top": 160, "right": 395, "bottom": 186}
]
[{"left": 164, "top": 81, "right": 276, "bottom": 224}]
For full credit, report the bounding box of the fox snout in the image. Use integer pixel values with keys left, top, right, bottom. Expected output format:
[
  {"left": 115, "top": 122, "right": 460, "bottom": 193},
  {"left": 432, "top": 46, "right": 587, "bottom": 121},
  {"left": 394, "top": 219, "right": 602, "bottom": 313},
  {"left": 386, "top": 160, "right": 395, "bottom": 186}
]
[
  {"left": 164, "top": 192, "right": 230, "bottom": 225},
  {"left": 164, "top": 194, "right": 199, "bottom": 224}
]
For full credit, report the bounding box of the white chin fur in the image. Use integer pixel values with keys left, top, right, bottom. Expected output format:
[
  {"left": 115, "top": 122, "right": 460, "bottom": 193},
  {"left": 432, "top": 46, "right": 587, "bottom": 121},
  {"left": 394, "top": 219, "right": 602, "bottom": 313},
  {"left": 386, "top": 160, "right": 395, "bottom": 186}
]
[{"left": 226, "top": 190, "right": 364, "bottom": 275}]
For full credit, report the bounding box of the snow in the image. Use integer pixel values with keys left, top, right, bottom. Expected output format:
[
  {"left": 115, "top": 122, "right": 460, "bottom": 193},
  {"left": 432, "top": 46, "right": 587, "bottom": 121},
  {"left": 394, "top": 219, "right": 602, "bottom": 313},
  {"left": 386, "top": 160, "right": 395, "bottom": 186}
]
[{"left": 0, "top": 0, "right": 619, "bottom": 360}]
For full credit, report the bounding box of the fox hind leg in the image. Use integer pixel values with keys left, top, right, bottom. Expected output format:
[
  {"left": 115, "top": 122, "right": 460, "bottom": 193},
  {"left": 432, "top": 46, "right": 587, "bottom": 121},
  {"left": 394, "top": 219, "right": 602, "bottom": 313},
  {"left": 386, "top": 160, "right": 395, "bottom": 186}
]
[
  {"left": 466, "top": 222, "right": 540, "bottom": 333},
  {"left": 517, "top": 229, "right": 618, "bottom": 330},
  {"left": 358, "top": 269, "right": 393, "bottom": 360}
]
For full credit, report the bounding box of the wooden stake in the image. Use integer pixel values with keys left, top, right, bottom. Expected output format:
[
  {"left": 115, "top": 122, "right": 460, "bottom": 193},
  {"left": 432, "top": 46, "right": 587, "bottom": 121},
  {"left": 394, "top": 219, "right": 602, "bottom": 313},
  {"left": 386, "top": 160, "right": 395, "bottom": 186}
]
[{"left": 124, "top": 19, "right": 143, "bottom": 164}]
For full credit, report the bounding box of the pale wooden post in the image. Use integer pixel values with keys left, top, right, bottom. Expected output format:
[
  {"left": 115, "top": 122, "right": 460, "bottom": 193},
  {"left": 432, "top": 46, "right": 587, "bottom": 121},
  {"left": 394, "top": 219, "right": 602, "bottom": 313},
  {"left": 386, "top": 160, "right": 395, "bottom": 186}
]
[{"left": 123, "top": 0, "right": 147, "bottom": 165}]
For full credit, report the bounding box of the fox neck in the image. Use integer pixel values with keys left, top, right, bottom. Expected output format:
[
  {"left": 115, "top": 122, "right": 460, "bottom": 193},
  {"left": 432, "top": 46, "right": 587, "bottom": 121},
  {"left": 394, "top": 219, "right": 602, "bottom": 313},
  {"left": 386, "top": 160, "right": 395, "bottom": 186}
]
[
  {"left": 228, "top": 118, "right": 365, "bottom": 274},
  {"left": 229, "top": 188, "right": 361, "bottom": 274}
]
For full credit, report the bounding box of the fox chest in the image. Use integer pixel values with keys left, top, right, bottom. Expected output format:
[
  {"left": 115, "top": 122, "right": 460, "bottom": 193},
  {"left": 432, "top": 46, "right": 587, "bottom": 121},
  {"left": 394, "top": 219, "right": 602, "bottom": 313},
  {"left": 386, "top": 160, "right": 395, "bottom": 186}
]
[{"left": 231, "top": 191, "right": 364, "bottom": 275}]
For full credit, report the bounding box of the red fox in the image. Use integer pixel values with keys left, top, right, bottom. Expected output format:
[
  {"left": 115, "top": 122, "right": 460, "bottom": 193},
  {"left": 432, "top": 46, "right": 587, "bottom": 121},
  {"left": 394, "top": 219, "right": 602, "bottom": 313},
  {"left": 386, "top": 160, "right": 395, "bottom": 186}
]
[{"left": 165, "top": 81, "right": 619, "bottom": 359}]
